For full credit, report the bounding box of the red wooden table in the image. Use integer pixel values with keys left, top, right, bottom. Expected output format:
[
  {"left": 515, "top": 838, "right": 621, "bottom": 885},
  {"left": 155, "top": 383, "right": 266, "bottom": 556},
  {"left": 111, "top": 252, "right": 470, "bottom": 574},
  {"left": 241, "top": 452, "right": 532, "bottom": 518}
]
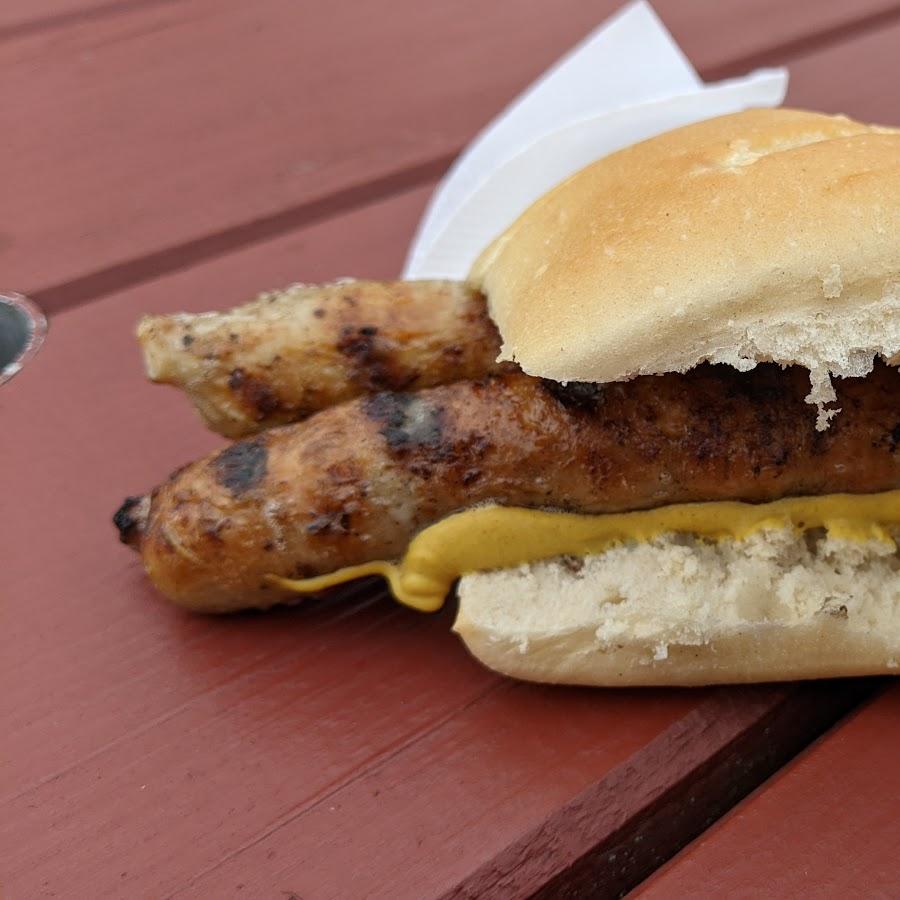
[
  {"left": 634, "top": 686, "right": 900, "bottom": 898},
  {"left": 3, "top": 3, "right": 900, "bottom": 897}
]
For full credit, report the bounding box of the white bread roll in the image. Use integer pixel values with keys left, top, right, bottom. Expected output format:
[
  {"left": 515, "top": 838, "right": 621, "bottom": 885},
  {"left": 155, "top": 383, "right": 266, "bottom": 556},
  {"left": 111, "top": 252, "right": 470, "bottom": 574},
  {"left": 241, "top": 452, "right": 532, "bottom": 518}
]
[
  {"left": 469, "top": 108, "right": 900, "bottom": 428},
  {"left": 455, "top": 528, "right": 900, "bottom": 686}
]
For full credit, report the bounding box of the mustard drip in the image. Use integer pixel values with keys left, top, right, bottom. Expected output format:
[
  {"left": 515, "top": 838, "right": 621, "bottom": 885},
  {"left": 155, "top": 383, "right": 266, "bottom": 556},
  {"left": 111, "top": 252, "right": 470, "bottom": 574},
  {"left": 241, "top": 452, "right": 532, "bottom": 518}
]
[{"left": 266, "top": 490, "right": 900, "bottom": 613}]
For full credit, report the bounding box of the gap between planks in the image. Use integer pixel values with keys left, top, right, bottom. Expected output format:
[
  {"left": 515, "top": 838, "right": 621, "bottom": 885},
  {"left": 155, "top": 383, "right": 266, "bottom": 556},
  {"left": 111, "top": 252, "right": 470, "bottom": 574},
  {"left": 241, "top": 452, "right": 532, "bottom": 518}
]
[
  {"left": 0, "top": 0, "right": 181, "bottom": 42},
  {"left": 32, "top": 154, "right": 455, "bottom": 316},
  {"left": 700, "top": 2, "right": 900, "bottom": 80}
]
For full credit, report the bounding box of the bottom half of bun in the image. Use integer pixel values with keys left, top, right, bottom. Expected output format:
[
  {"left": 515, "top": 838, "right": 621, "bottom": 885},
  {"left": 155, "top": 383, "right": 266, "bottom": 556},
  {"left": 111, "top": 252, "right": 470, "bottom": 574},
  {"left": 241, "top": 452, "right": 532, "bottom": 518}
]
[{"left": 454, "top": 526, "right": 900, "bottom": 686}]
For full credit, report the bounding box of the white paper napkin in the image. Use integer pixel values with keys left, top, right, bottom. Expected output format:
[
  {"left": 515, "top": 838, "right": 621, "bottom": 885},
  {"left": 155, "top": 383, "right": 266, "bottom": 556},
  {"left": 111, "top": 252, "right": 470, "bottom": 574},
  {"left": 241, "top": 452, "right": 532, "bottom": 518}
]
[{"left": 403, "top": 1, "right": 788, "bottom": 280}]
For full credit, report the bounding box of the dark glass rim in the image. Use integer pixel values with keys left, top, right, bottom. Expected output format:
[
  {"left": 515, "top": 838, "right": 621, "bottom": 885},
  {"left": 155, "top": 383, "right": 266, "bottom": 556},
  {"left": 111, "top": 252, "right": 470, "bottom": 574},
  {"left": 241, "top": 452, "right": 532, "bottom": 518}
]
[{"left": 0, "top": 293, "right": 47, "bottom": 386}]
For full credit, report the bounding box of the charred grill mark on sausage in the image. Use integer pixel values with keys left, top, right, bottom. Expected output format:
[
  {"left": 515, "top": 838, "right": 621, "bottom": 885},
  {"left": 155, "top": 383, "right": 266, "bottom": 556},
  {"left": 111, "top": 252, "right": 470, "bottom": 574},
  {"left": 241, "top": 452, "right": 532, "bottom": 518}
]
[{"left": 213, "top": 437, "right": 269, "bottom": 495}]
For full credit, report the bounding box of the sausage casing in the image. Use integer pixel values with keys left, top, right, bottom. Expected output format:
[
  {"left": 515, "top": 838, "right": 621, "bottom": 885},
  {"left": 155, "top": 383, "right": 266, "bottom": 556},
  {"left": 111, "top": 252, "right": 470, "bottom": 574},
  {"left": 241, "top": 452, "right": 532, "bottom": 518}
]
[
  {"left": 116, "top": 362, "right": 900, "bottom": 612},
  {"left": 138, "top": 280, "right": 503, "bottom": 437}
]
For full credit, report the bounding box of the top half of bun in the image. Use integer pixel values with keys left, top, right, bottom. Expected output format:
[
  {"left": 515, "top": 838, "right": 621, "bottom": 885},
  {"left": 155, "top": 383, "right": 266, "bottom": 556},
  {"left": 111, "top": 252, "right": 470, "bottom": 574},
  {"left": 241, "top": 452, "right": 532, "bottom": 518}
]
[{"left": 468, "top": 108, "right": 900, "bottom": 423}]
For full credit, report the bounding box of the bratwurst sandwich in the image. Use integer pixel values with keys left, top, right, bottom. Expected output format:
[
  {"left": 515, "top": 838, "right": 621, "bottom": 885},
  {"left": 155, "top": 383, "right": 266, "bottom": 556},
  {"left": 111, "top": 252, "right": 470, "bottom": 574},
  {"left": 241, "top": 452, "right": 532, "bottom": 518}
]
[{"left": 117, "top": 108, "right": 900, "bottom": 685}]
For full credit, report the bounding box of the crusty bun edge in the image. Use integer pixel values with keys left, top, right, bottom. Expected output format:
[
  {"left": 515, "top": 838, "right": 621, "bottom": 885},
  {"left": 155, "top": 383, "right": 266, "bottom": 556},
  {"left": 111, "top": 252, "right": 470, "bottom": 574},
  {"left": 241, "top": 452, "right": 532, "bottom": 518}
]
[
  {"left": 454, "top": 527, "right": 900, "bottom": 687},
  {"left": 468, "top": 109, "right": 900, "bottom": 428}
]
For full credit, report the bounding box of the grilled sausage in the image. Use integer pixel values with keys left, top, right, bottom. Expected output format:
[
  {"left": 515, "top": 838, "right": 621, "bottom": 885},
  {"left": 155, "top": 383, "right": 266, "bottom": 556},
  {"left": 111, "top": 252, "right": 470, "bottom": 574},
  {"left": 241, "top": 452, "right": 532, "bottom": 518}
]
[
  {"left": 138, "top": 280, "right": 504, "bottom": 437},
  {"left": 116, "top": 362, "right": 900, "bottom": 612}
]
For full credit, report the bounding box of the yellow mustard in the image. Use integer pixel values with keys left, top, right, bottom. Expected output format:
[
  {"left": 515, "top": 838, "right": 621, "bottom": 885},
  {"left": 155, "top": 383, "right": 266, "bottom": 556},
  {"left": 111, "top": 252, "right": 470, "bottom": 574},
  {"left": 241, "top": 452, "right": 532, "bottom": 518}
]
[{"left": 267, "top": 490, "right": 900, "bottom": 612}]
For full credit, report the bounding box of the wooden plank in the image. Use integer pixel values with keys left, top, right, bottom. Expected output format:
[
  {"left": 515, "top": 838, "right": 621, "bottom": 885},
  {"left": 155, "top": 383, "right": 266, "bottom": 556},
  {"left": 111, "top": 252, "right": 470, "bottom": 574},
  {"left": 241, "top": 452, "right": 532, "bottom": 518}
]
[
  {"left": 177, "top": 682, "right": 866, "bottom": 900},
  {"left": 0, "top": 184, "right": 869, "bottom": 899},
  {"left": 671, "top": 0, "right": 900, "bottom": 78},
  {"left": 3, "top": 0, "right": 899, "bottom": 309},
  {"left": 633, "top": 686, "right": 900, "bottom": 898}
]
